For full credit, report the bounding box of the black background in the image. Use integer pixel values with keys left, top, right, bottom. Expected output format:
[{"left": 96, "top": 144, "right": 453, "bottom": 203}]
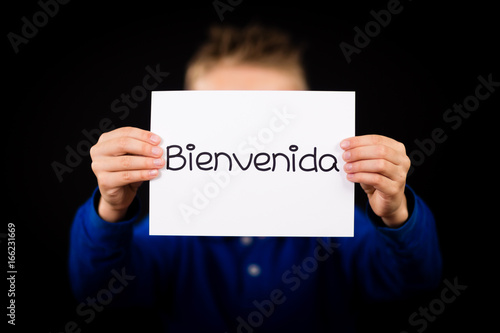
[{"left": 5, "top": 0, "right": 498, "bottom": 332}]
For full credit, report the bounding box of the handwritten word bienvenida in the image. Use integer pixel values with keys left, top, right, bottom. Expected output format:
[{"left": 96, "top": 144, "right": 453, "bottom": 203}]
[{"left": 165, "top": 144, "right": 340, "bottom": 173}]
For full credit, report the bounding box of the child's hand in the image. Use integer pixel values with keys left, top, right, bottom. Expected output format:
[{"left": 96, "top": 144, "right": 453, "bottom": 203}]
[
  {"left": 341, "top": 135, "right": 411, "bottom": 227},
  {"left": 90, "top": 127, "right": 164, "bottom": 222}
]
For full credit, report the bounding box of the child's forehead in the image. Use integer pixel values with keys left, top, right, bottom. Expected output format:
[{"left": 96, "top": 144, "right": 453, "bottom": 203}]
[{"left": 190, "top": 62, "right": 306, "bottom": 91}]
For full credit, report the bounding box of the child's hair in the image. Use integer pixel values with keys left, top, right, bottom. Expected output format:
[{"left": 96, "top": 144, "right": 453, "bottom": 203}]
[{"left": 184, "top": 23, "right": 307, "bottom": 89}]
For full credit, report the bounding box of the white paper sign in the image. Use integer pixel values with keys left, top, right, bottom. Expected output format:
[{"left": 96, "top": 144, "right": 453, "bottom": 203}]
[{"left": 150, "top": 91, "right": 355, "bottom": 237}]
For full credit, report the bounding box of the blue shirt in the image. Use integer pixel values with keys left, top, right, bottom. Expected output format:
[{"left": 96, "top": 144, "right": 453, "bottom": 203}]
[{"left": 68, "top": 186, "right": 441, "bottom": 332}]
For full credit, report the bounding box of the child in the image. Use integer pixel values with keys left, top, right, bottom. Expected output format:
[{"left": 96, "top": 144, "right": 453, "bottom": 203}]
[{"left": 69, "top": 24, "right": 441, "bottom": 332}]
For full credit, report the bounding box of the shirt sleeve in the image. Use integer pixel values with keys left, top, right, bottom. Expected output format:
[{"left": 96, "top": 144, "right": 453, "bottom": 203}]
[
  {"left": 68, "top": 188, "right": 162, "bottom": 306},
  {"left": 339, "top": 186, "right": 442, "bottom": 301}
]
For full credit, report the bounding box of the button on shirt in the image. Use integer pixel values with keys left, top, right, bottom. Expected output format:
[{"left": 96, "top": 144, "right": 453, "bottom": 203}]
[
  {"left": 247, "top": 263, "right": 261, "bottom": 277},
  {"left": 240, "top": 236, "right": 253, "bottom": 246}
]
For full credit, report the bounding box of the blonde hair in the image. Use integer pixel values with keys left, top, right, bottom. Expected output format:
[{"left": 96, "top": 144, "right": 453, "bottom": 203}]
[{"left": 184, "top": 24, "right": 307, "bottom": 89}]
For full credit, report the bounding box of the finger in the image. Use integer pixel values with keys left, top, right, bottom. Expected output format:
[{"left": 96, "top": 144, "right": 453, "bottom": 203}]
[
  {"left": 98, "top": 136, "right": 164, "bottom": 158},
  {"left": 341, "top": 135, "right": 405, "bottom": 153},
  {"left": 93, "top": 155, "right": 165, "bottom": 172},
  {"left": 346, "top": 172, "right": 401, "bottom": 196},
  {"left": 344, "top": 159, "right": 400, "bottom": 180},
  {"left": 99, "top": 169, "right": 159, "bottom": 188},
  {"left": 98, "top": 127, "right": 161, "bottom": 145},
  {"left": 342, "top": 145, "right": 402, "bottom": 165}
]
